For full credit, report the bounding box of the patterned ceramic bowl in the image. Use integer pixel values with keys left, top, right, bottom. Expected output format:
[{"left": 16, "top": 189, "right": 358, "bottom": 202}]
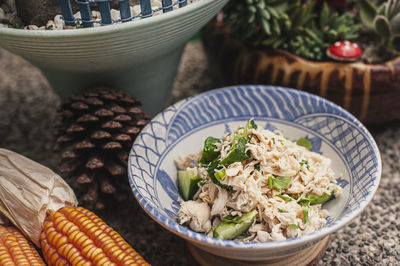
[{"left": 128, "top": 85, "right": 381, "bottom": 261}]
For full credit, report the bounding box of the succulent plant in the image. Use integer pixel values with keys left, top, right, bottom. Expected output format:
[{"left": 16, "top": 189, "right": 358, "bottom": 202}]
[
  {"left": 223, "top": 0, "right": 298, "bottom": 44},
  {"left": 281, "top": 3, "right": 360, "bottom": 61},
  {"left": 358, "top": 0, "right": 400, "bottom": 62},
  {"left": 224, "top": 0, "right": 360, "bottom": 61}
]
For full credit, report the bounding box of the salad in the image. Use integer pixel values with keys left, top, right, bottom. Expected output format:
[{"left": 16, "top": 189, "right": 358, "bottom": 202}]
[{"left": 175, "top": 119, "right": 341, "bottom": 241}]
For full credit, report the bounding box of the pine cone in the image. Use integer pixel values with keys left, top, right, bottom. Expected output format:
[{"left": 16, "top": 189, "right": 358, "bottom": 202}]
[{"left": 56, "top": 87, "right": 151, "bottom": 210}]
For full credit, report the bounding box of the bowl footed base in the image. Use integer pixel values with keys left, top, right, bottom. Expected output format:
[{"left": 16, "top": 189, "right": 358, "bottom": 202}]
[{"left": 187, "top": 235, "right": 330, "bottom": 266}]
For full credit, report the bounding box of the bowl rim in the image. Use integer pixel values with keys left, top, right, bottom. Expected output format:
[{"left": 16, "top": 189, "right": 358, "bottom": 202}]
[
  {"left": 0, "top": 0, "right": 218, "bottom": 38},
  {"left": 128, "top": 85, "right": 382, "bottom": 250}
]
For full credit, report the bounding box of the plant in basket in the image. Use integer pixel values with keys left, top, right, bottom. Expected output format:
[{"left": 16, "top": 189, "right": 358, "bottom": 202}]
[{"left": 203, "top": 0, "right": 400, "bottom": 124}]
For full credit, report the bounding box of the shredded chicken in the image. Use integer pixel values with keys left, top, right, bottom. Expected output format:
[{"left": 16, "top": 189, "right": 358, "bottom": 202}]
[
  {"left": 176, "top": 121, "right": 341, "bottom": 242},
  {"left": 178, "top": 200, "right": 211, "bottom": 233}
]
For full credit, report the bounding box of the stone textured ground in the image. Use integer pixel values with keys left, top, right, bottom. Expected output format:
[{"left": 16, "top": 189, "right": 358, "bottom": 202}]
[{"left": 0, "top": 42, "right": 399, "bottom": 265}]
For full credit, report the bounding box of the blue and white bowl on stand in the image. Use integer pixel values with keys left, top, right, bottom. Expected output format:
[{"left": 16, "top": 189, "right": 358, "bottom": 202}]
[{"left": 128, "top": 85, "right": 381, "bottom": 261}]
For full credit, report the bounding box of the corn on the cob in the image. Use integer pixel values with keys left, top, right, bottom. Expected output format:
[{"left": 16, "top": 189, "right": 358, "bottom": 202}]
[
  {"left": 0, "top": 225, "right": 45, "bottom": 266},
  {"left": 40, "top": 206, "right": 149, "bottom": 266}
]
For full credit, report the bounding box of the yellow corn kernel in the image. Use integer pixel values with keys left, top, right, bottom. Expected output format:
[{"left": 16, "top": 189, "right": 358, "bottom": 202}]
[
  {"left": 0, "top": 225, "right": 45, "bottom": 266},
  {"left": 40, "top": 206, "right": 149, "bottom": 265}
]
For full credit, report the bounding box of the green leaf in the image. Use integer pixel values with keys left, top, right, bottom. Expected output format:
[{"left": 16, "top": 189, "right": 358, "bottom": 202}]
[
  {"left": 261, "top": 19, "right": 272, "bottom": 35},
  {"left": 260, "top": 9, "right": 271, "bottom": 20},
  {"left": 299, "top": 192, "right": 333, "bottom": 205},
  {"left": 268, "top": 176, "right": 273, "bottom": 188},
  {"left": 272, "top": 176, "right": 292, "bottom": 191},
  {"left": 277, "top": 194, "right": 292, "bottom": 202},
  {"left": 296, "top": 137, "right": 312, "bottom": 150},
  {"left": 246, "top": 118, "right": 258, "bottom": 130},
  {"left": 234, "top": 134, "right": 246, "bottom": 141},
  {"left": 257, "top": 1, "right": 265, "bottom": 10},
  {"left": 303, "top": 206, "right": 309, "bottom": 223},
  {"left": 320, "top": 3, "right": 330, "bottom": 30},
  {"left": 207, "top": 160, "right": 228, "bottom": 189},
  {"left": 215, "top": 168, "right": 226, "bottom": 182},
  {"left": 304, "top": 28, "right": 323, "bottom": 44},
  {"left": 11, "top": 17, "right": 25, "bottom": 29},
  {"left": 289, "top": 224, "right": 299, "bottom": 229},
  {"left": 266, "top": 5, "right": 279, "bottom": 19},
  {"left": 220, "top": 138, "right": 250, "bottom": 165},
  {"left": 391, "top": 35, "right": 400, "bottom": 50},
  {"left": 221, "top": 215, "right": 241, "bottom": 224},
  {"left": 299, "top": 159, "right": 310, "bottom": 169},
  {"left": 374, "top": 15, "right": 392, "bottom": 45},
  {"left": 297, "top": 2, "right": 315, "bottom": 27},
  {"left": 272, "top": 18, "right": 281, "bottom": 36},
  {"left": 390, "top": 13, "right": 400, "bottom": 35},
  {"left": 307, "top": 192, "right": 333, "bottom": 205},
  {"left": 386, "top": 0, "right": 400, "bottom": 20},
  {"left": 248, "top": 13, "right": 256, "bottom": 24},
  {"left": 199, "top": 137, "right": 221, "bottom": 165},
  {"left": 357, "top": 0, "right": 377, "bottom": 30}
]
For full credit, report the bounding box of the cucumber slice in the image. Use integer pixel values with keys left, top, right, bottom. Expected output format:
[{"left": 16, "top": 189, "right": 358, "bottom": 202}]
[
  {"left": 177, "top": 170, "right": 201, "bottom": 201},
  {"left": 213, "top": 210, "right": 258, "bottom": 240}
]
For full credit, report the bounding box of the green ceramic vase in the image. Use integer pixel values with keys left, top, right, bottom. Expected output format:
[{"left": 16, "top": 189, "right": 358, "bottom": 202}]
[{"left": 0, "top": 0, "right": 228, "bottom": 115}]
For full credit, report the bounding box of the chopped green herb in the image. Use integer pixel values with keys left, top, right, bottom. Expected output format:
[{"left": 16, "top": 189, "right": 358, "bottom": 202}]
[
  {"left": 307, "top": 192, "right": 333, "bottom": 205},
  {"left": 299, "top": 198, "right": 310, "bottom": 206},
  {"left": 207, "top": 160, "right": 228, "bottom": 189},
  {"left": 300, "top": 160, "right": 310, "bottom": 169},
  {"left": 198, "top": 180, "right": 206, "bottom": 186},
  {"left": 247, "top": 118, "right": 258, "bottom": 130},
  {"left": 234, "top": 134, "right": 246, "bottom": 141},
  {"left": 254, "top": 163, "right": 261, "bottom": 171},
  {"left": 277, "top": 194, "right": 292, "bottom": 202},
  {"left": 199, "top": 162, "right": 209, "bottom": 168},
  {"left": 278, "top": 208, "right": 284, "bottom": 213},
  {"left": 215, "top": 168, "right": 226, "bottom": 182},
  {"left": 299, "top": 192, "right": 333, "bottom": 205},
  {"left": 289, "top": 224, "right": 299, "bottom": 229},
  {"left": 280, "top": 140, "right": 285, "bottom": 146},
  {"left": 199, "top": 137, "right": 221, "bottom": 165},
  {"left": 220, "top": 138, "right": 250, "bottom": 165},
  {"left": 303, "top": 206, "right": 309, "bottom": 223},
  {"left": 271, "top": 176, "right": 292, "bottom": 191},
  {"left": 268, "top": 176, "right": 273, "bottom": 188},
  {"left": 296, "top": 137, "right": 312, "bottom": 150},
  {"left": 248, "top": 133, "right": 260, "bottom": 142},
  {"left": 293, "top": 155, "right": 297, "bottom": 159},
  {"left": 272, "top": 138, "right": 276, "bottom": 144}
]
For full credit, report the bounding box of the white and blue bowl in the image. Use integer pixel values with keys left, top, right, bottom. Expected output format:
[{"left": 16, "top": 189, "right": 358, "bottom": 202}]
[{"left": 128, "top": 85, "right": 381, "bottom": 260}]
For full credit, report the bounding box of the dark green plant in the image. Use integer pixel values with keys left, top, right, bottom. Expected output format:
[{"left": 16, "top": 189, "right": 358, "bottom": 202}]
[
  {"left": 282, "top": 3, "right": 360, "bottom": 60},
  {"left": 224, "top": 1, "right": 360, "bottom": 61},
  {"left": 224, "top": 0, "right": 297, "bottom": 44},
  {"left": 358, "top": 0, "right": 400, "bottom": 62},
  {"left": 11, "top": 17, "right": 24, "bottom": 29}
]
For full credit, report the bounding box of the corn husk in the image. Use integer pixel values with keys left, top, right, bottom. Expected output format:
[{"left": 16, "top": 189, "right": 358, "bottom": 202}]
[{"left": 0, "top": 148, "right": 77, "bottom": 246}]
